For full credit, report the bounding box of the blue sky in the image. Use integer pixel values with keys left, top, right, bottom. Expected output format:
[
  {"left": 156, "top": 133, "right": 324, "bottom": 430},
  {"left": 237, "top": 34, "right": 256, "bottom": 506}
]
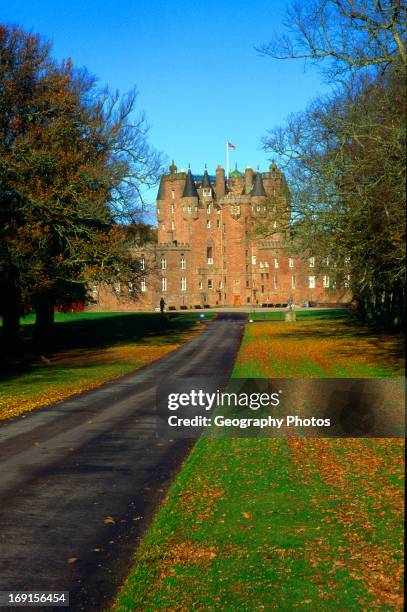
[{"left": 1, "top": 0, "right": 328, "bottom": 196}]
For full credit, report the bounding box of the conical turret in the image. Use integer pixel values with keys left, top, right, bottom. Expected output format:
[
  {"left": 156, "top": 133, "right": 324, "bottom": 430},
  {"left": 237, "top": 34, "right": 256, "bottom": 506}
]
[
  {"left": 156, "top": 173, "right": 165, "bottom": 200},
  {"left": 182, "top": 169, "right": 198, "bottom": 198},
  {"left": 202, "top": 168, "right": 212, "bottom": 189},
  {"left": 251, "top": 172, "right": 267, "bottom": 197}
]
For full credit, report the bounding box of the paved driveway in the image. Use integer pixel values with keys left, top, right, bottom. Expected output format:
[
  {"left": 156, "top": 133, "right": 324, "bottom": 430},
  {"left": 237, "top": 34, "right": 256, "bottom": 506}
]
[{"left": 0, "top": 313, "right": 246, "bottom": 611}]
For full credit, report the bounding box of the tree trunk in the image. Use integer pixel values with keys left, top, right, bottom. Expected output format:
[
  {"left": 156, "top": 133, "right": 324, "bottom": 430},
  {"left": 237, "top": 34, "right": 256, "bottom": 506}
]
[
  {"left": 34, "top": 301, "right": 55, "bottom": 348},
  {"left": 1, "top": 308, "right": 20, "bottom": 347}
]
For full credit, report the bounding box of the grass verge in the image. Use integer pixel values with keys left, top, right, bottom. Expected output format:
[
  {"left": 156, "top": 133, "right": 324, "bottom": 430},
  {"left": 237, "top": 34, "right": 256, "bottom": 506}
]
[
  {"left": 0, "top": 312, "right": 212, "bottom": 421},
  {"left": 114, "top": 315, "right": 404, "bottom": 611}
]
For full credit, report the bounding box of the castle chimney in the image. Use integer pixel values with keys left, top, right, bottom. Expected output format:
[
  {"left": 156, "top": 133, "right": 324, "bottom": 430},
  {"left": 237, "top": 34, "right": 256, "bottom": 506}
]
[
  {"left": 244, "top": 167, "right": 254, "bottom": 195},
  {"left": 215, "top": 165, "right": 225, "bottom": 199}
]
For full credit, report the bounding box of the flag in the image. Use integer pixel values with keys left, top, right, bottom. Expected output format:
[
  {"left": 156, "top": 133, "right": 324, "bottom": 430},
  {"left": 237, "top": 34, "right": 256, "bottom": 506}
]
[{"left": 227, "top": 142, "right": 236, "bottom": 149}]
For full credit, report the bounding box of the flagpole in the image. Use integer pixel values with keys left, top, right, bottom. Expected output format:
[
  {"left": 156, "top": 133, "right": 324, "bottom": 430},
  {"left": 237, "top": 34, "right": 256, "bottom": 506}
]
[{"left": 226, "top": 141, "right": 229, "bottom": 179}]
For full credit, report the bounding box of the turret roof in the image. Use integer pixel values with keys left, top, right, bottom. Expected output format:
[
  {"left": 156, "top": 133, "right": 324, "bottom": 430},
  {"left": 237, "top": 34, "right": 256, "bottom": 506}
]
[
  {"left": 229, "top": 166, "right": 244, "bottom": 178},
  {"left": 182, "top": 169, "right": 199, "bottom": 198},
  {"left": 202, "top": 169, "right": 212, "bottom": 188},
  {"left": 156, "top": 174, "right": 165, "bottom": 200},
  {"left": 251, "top": 172, "right": 267, "bottom": 196}
]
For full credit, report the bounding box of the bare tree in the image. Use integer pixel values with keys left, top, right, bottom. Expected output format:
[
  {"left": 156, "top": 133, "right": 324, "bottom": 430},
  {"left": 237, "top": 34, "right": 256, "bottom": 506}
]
[{"left": 258, "top": 1, "right": 407, "bottom": 76}]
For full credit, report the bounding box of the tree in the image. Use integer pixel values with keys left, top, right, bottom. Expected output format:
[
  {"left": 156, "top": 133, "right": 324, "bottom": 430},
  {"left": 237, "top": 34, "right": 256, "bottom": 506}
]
[
  {"left": 0, "top": 25, "right": 162, "bottom": 346},
  {"left": 259, "top": 0, "right": 406, "bottom": 326},
  {"left": 262, "top": 69, "right": 405, "bottom": 325},
  {"left": 258, "top": 0, "right": 407, "bottom": 77}
]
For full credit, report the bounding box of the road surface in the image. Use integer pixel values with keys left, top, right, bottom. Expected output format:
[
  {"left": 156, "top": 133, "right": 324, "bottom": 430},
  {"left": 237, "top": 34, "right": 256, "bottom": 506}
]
[{"left": 0, "top": 313, "right": 246, "bottom": 611}]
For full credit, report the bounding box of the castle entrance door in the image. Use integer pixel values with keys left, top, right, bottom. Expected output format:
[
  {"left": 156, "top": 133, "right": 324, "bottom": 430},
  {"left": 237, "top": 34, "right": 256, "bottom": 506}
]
[{"left": 233, "top": 294, "right": 241, "bottom": 305}]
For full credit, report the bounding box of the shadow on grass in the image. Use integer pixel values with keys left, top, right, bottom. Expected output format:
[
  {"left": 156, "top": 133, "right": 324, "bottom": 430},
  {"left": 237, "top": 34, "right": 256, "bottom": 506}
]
[
  {"left": 261, "top": 320, "right": 405, "bottom": 370},
  {"left": 0, "top": 313, "right": 202, "bottom": 383}
]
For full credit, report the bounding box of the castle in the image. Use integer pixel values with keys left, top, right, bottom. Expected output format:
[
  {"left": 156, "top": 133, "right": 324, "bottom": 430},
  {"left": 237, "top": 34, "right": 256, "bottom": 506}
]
[{"left": 90, "top": 161, "right": 349, "bottom": 311}]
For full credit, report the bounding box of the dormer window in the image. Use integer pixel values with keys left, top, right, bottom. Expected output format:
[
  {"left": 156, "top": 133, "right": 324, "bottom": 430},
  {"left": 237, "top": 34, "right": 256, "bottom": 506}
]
[
  {"left": 203, "top": 188, "right": 211, "bottom": 198},
  {"left": 171, "top": 190, "right": 175, "bottom": 200},
  {"left": 206, "top": 204, "right": 211, "bottom": 214}
]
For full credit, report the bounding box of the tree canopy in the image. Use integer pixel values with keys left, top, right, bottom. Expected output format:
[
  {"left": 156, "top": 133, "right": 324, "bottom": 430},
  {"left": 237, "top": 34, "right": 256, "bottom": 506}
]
[
  {"left": 260, "top": 1, "right": 406, "bottom": 326},
  {"left": 0, "top": 25, "right": 162, "bottom": 345}
]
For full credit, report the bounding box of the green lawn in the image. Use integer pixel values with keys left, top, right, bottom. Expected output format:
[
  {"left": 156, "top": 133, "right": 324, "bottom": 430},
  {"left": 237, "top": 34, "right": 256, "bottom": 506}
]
[
  {"left": 0, "top": 312, "right": 213, "bottom": 420},
  {"left": 114, "top": 314, "right": 404, "bottom": 611},
  {"left": 249, "top": 308, "right": 350, "bottom": 321}
]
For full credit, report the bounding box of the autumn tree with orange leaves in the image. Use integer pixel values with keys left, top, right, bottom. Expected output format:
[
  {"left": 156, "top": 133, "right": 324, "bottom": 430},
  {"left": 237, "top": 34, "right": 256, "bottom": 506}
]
[{"left": 0, "top": 25, "right": 162, "bottom": 346}]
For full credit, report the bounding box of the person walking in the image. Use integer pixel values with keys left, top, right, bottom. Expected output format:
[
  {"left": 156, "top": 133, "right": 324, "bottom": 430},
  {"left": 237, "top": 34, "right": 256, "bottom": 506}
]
[{"left": 159, "top": 297, "right": 166, "bottom": 313}]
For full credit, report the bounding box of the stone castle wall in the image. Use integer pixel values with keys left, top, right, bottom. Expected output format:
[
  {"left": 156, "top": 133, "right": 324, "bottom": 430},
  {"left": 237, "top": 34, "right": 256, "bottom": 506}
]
[{"left": 88, "top": 161, "right": 350, "bottom": 311}]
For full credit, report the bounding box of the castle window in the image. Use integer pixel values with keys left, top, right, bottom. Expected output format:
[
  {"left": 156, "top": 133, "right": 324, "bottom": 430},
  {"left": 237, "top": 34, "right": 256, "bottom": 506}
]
[
  {"left": 203, "top": 189, "right": 211, "bottom": 198},
  {"left": 162, "top": 224, "right": 165, "bottom": 230},
  {"left": 161, "top": 277, "right": 167, "bottom": 292},
  {"left": 264, "top": 261, "right": 269, "bottom": 268},
  {"left": 128, "top": 282, "right": 134, "bottom": 293},
  {"left": 141, "top": 279, "right": 146, "bottom": 292},
  {"left": 274, "top": 259, "right": 279, "bottom": 268},
  {"left": 291, "top": 275, "right": 296, "bottom": 289},
  {"left": 323, "top": 257, "right": 329, "bottom": 267},
  {"left": 160, "top": 257, "right": 166, "bottom": 270},
  {"left": 199, "top": 280, "right": 203, "bottom": 290},
  {"left": 344, "top": 274, "right": 350, "bottom": 288},
  {"left": 323, "top": 275, "right": 330, "bottom": 288},
  {"left": 207, "top": 220, "right": 211, "bottom": 229},
  {"left": 261, "top": 285, "right": 264, "bottom": 293},
  {"left": 289, "top": 257, "right": 294, "bottom": 268},
  {"left": 171, "top": 190, "right": 175, "bottom": 200},
  {"left": 252, "top": 255, "right": 256, "bottom": 265},
  {"left": 246, "top": 280, "right": 250, "bottom": 288},
  {"left": 187, "top": 205, "right": 191, "bottom": 212},
  {"left": 171, "top": 221, "right": 175, "bottom": 230},
  {"left": 181, "top": 277, "right": 187, "bottom": 291},
  {"left": 216, "top": 219, "right": 221, "bottom": 229},
  {"left": 180, "top": 256, "right": 186, "bottom": 269},
  {"left": 308, "top": 276, "right": 315, "bottom": 289},
  {"left": 207, "top": 204, "right": 211, "bottom": 214},
  {"left": 245, "top": 250, "right": 248, "bottom": 257},
  {"left": 274, "top": 275, "right": 278, "bottom": 289},
  {"left": 207, "top": 247, "right": 213, "bottom": 264},
  {"left": 171, "top": 203, "right": 175, "bottom": 214},
  {"left": 246, "top": 264, "right": 249, "bottom": 272},
  {"left": 219, "top": 280, "right": 223, "bottom": 289},
  {"left": 114, "top": 282, "right": 121, "bottom": 294},
  {"left": 309, "top": 257, "right": 315, "bottom": 267},
  {"left": 257, "top": 205, "right": 260, "bottom": 211},
  {"left": 140, "top": 257, "right": 145, "bottom": 270},
  {"left": 208, "top": 279, "right": 213, "bottom": 289}
]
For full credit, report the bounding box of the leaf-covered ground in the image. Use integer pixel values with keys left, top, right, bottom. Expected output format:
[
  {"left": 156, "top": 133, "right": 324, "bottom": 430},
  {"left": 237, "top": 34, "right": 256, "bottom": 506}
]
[
  {"left": 0, "top": 312, "right": 209, "bottom": 421},
  {"left": 233, "top": 320, "right": 404, "bottom": 378},
  {"left": 114, "top": 438, "right": 404, "bottom": 611},
  {"left": 114, "top": 317, "right": 404, "bottom": 611}
]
